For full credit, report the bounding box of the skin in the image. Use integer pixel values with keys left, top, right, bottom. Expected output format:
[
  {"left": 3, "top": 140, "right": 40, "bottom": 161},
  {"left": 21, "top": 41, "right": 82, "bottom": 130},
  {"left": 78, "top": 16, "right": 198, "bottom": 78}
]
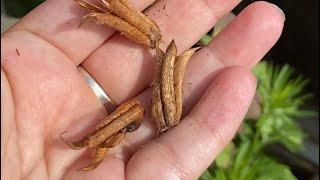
[{"left": 1, "top": 0, "right": 284, "bottom": 179}]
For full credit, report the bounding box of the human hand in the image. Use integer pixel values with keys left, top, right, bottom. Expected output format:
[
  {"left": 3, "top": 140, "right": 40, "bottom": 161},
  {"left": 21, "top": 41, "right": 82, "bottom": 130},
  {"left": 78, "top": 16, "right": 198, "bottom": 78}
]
[{"left": 1, "top": 0, "right": 284, "bottom": 179}]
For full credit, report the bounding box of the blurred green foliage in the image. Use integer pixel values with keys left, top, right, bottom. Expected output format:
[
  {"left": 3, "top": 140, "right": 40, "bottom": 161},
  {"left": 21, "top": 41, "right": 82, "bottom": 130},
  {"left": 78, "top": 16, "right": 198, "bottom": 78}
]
[
  {"left": 199, "top": 61, "right": 315, "bottom": 180},
  {"left": 4, "top": 0, "right": 45, "bottom": 17}
]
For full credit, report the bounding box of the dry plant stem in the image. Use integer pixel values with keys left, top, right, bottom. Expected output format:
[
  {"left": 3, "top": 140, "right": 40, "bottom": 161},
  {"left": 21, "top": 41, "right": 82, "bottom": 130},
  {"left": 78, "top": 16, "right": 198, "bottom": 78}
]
[{"left": 151, "top": 40, "right": 199, "bottom": 132}]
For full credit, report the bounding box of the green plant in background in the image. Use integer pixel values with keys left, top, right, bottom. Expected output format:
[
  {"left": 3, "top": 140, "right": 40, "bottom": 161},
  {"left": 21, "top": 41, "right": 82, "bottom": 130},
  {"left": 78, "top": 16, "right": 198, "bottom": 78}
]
[
  {"left": 3, "top": 0, "right": 45, "bottom": 18},
  {"left": 199, "top": 61, "right": 315, "bottom": 180}
]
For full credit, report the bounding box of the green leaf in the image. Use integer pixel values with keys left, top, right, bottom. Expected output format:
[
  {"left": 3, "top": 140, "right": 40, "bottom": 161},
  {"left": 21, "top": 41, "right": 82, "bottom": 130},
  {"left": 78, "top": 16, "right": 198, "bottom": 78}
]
[
  {"left": 239, "top": 121, "right": 255, "bottom": 142},
  {"left": 254, "top": 156, "right": 297, "bottom": 180},
  {"left": 230, "top": 141, "right": 252, "bottom": 179},
  {"left": 252, "top": 61, "right": 314, "bottom": 151},
  {"left": 199, "top": 170, "right": 214, "bottom": 180},
  {"left": 199, "top": 34, "right": 213, "bottom": 46},
  {"left": 215, "top": 143, "right": 235, "bottom": 168},
  {"left": 213, "top": 169, "right": 228, "bottom": 180},
  {"left": 4, "top": 0, "right": 45, "bottom": 17}
]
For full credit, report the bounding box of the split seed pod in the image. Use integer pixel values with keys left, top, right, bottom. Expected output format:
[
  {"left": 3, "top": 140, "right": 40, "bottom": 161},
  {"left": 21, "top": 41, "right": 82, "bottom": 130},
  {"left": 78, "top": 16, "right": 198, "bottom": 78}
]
[
  {"left": 152, "top": 40, "right": 200, "bottom": 132},
  {"left": 74, "top": 0, "right": 161, "bottom": 48},
  {"left": 60, "top": 99, "right": 144, "bottom": 171}
]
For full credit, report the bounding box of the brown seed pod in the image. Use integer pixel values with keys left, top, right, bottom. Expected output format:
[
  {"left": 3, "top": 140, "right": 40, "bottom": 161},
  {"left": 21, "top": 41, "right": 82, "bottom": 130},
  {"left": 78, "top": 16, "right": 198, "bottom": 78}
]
[
  {"left": 80, "top": 13, "right": 152, "bottom": 47},
  {"left": 87, "top": 104, "right": 144, "bottom": 147},
  {"left": 151, "top": 39, "right": 199, "bottom": 132},
  {"left": 161, "top": 40, "right": 177, "bottom": 127},
  {"left": 151, "top": 48, "right": 168, "bottom": 132},
  {"left": 94, "top": 99, "right": 140, "bottom": 130},
  {"left": 80, "top": 142, "right": 108, "bottom": 171},
  {"left": 74, "top": 0, "right": 161, "bottom": 48},
  {"left": 107, "top": 0, "right": 161, "bottom": 43},
  {"left": 79, "top": 132, "right": 126, "bottom": 171},
  {"left": 74, "top": 0, "right": 106, "bottom": 12},
  {"left": 172, "top": 47, "right": 200, "bottom": 123},
  {"left": 60, "top": 99, "right": 144, "bottom": 171}
]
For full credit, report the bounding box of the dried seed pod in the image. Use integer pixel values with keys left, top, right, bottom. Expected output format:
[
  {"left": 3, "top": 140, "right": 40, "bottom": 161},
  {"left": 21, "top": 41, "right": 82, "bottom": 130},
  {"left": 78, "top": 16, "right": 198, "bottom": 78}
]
[
  {"left": 152, "top": 48, "right": 168, "bottom": 132},
  {"left": 80, "top": 142, "right": 108, "bottom": 171},
  {"left": 60, "top": 131, "right": 88, "bottom": 150},
  {"left": 74, "top": 0, "right": 106, "bottom": 12},
  {"left": 118, "top": 0, "right": 160, "bottom": 32},
  {"left": 161, "top": 40, "right": 177, "bottom": 127},
  {"left": 106, "top": 132, "right": 126, "bottom": 148},
  {"left": 61, "top": 99, "right": 144, "bottom": 171},
  {"left": 94, "top": 99, "right": 138, "bottom": 129},
  {"left": 87, "top": 104, "right": 144, "bottom": 147},
  {"left": 98, "top": 0, "right": 111, "bottom": 10},
  {"left": 74, "top": 0, "right": 162, "bottom": 48},
  {"left": 61, "top": 100, "right": 144, "bottom": 148},
  {"left": 80, "top": 132, "right": 126, "bottom": 171},
  {"left": 81, "top": 13, "right": 152, "bottom": 47},
  {"left": 172, "top": 47, "right": 200, "bottom": 123},
  {"left": 107, "top": 0, "right": 161, "bottom": 41},
  {"left": 151, "top": 39, "right": 200, "bottom": 132}
]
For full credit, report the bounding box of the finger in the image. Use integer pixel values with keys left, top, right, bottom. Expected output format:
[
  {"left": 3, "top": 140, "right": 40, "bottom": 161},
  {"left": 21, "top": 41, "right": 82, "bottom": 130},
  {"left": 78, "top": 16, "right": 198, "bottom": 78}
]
[
  {"left": 81, "top": 1, "right": 283, "bottom": 105},
  {"left": 182, "top": 1, "right": 285, "bottom": 112},
  {"left": 126, "top": 67, "right": 257, "bottom": 179},
  {"left": 207, "top": 2, "right": 285, "bottom": 67},
  {"left": 6, "top": 0, "right": 155, "bottom": 64}
]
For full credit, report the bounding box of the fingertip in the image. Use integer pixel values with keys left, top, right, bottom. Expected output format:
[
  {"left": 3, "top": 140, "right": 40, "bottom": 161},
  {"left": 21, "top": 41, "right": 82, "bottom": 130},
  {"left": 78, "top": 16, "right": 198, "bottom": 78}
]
[
  {"left": 251, "top": 1, "right": 285, "bottom": 21},
  {"left": 243, "top": 1, "right": 285, "bottom": 36},
  {"left": 207, "top": 1, "right": 285, "bottom": 67}
]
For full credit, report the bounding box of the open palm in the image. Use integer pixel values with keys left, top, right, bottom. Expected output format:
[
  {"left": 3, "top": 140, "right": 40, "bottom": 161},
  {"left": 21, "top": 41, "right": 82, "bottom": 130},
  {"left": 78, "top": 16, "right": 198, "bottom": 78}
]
[{"left": 1, "top": 0, "right": 284, "bottom": 179}]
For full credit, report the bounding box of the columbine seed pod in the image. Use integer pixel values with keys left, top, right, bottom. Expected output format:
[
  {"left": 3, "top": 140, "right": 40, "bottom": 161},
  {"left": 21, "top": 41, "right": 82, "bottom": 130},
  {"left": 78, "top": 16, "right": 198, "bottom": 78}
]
[
  {"left": 151, "top": 39, "right": 199, "bottom": 132},
  {"left": 60, "top": 99, "right": 144, "bottom": 171},
  {"left": 74, "top": 0, "right": 161, "bottom": 48}
]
